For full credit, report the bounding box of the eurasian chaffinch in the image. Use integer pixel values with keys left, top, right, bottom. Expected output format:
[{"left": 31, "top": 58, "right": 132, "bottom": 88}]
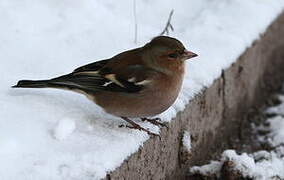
[{"left": 13, "top": 36, "right": 197, "bottom": 136}]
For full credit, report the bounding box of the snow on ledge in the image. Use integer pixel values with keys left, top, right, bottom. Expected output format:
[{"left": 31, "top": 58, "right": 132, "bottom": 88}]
[
  {"left": 1, "top": 0, "right": 284, "bottom": 179},
  {"left": 190, "top": 91, "right": 284, "bottom": 179},
  {"left": 190, "top": 149, "right": 284, "bottom": 179}
]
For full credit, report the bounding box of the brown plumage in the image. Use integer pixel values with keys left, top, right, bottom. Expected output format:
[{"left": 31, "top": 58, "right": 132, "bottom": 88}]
[{"left": 13, "top": 36, "right": 198, "bottom": 136}]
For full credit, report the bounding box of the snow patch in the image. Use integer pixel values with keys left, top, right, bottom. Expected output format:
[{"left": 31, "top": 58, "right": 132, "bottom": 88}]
[
  {"left": 182, "top": 131, "right": 192, "bottom": 152},
  {"left": 190, "top": 150, "right": 284, "bottom": 179},
  {"left": 53, "top": 118, "right": 76, "bottom": 141},
  {"left": 266, "top": 116, "right": 284, "bottom": 147}
]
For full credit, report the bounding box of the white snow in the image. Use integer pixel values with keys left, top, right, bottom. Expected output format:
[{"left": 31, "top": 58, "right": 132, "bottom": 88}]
[
  {"left": 266, "top": 115, "right": 284, "bottom": 147},
  {"left": 190, "top": 150, "right": 284, "bottom": 179},
  {"left": 1, "top": 0, "right": 284, "bottom": 179},
  {"left": 189, "top": 91, "right": 284, "bottom": 180},
  {"left": 182, "top": 131, "right": 192, "bottom": 152}
]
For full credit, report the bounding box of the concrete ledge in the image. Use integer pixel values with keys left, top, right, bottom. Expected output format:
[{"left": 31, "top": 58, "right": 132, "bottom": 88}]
[{"left": 105, "top": 11, "right": 284, "bottom": 180}]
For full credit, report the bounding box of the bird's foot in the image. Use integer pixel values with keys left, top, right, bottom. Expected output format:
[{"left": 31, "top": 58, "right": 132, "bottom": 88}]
[
  {"left": 120, "top": 117, "right": 160, "bottom": 138},
  {"left": 125, "top": 125, "right": 160, "bottom": 138},
  {"left": 141, "top": 117, "right": 168, "bottom": 129}
]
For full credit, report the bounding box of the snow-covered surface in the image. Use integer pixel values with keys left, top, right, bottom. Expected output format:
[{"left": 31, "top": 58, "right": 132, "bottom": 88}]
[
  {"left": 190, "top": 91, "right": 284, "bottom": 179},
  {"left": 1, "top": 0, "right": 284, "bottom": 179}
]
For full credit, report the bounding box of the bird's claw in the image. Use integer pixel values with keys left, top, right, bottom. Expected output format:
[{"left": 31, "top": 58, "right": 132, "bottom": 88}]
[
  {"left": 118, "top": 123, "right": 160, "bottom": 138},
  {"left": 125, "top": 125, "right": 160, "bottom": 138},
  {"left": 119, "top": 117, "right": 161, "bottom": 139},
  {"left": 141, "top": 118, "right": 168, "bottom": 129}
]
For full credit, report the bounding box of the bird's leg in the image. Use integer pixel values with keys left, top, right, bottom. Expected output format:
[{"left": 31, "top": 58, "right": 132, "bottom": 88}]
[
  {"left": 120, "top": 117, "right": 160, "bottom": 137},
  {"left": 141, "top": 117, "right": 168, "bottom": 128}
]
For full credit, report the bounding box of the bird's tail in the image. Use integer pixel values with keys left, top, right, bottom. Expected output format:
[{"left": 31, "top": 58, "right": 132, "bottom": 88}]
[
  {"left": 12, "top": 73, "right": 99, "bottom": 94},
  {"left": 12, "top": 78, "right": 83, "bottom": 92},
  {"left": 13, "top": 80, "right": 50, "bottom": 88}
]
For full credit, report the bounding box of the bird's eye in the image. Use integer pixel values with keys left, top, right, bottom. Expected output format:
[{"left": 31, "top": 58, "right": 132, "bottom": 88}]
[{"left": 168, "top": 53, "right": 178, "bottom": 58}]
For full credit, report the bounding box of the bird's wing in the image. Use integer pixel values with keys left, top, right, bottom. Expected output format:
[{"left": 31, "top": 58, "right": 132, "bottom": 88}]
[
  {"left": 49, "top": 64, "right": 156, "bottom": 94},
  {"left": 97, "top": 64, "right": 157, "bottom": 93},
  {"left": 73, "top": 59, "right": 110, "bottom": 73}
]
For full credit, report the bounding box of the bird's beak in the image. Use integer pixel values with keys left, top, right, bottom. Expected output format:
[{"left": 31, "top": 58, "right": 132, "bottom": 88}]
[{"left": 182, "top": 50, "right": 198, "bottom": 60}]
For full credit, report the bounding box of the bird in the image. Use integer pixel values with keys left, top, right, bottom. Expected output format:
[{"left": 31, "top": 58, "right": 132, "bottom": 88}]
[{"left": 13, "top": 36, "right": 198, "bottom": 136}]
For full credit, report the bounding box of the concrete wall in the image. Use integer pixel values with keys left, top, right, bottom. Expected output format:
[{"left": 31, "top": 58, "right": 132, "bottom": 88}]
[{"left": 105, "top": 11, "right": 284, "bottom": 180}]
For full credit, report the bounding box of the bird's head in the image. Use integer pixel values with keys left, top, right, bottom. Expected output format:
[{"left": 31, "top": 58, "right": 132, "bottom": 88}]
[{"left": 143, "top": 36, "right": 198, "bottom": 73}]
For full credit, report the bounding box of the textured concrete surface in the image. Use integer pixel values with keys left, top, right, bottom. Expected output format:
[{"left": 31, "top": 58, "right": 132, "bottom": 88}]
[{"left": 105, "top": 11, "right": 284, "bottom": 180}]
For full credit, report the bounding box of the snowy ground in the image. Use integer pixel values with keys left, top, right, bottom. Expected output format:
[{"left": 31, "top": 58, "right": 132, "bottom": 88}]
[
  {"left": 189, "top": 89, "right": 284, "bottom": 179},
  {"left": 1, "top": 0, "right": 284, "bottom": 179}
]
